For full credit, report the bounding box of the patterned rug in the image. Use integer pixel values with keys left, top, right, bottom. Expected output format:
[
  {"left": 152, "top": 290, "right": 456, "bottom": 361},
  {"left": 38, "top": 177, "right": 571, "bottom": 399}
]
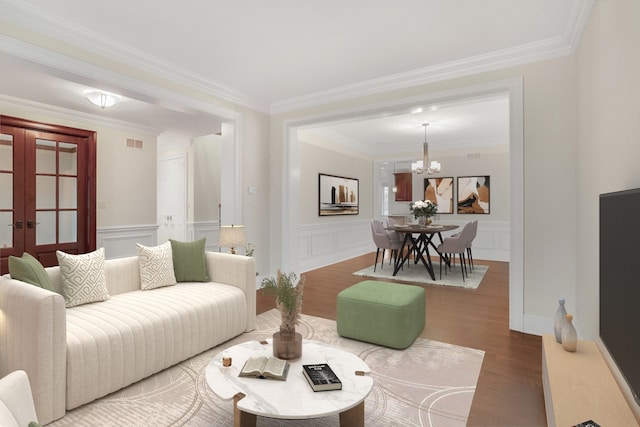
[
  {"left": 49, "top": 310, "right": 484, "bottom": 427},
  {"left": 353, "top": 262, "right": 488, "bottom": 289}
]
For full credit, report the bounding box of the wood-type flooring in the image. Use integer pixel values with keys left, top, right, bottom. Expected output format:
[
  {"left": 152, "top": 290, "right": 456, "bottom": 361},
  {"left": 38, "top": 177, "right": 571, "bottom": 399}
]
[{"left": 257, "top": 253, "right": 546, "bottom": 426}]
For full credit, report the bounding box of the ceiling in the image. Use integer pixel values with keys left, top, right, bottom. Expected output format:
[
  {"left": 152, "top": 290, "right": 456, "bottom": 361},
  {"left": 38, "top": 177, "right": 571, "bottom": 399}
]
[{"left": 0, "top": 0, "right": 592, "bottom": 143}]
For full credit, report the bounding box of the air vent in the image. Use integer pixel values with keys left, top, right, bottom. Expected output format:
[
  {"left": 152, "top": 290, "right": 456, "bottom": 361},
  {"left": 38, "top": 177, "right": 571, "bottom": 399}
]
[
  {"left": 125, "top": 138, "right": 144, "bottom": 150},
  {"left": 466, "top": 152, "right": 481, "bottom": 160}
]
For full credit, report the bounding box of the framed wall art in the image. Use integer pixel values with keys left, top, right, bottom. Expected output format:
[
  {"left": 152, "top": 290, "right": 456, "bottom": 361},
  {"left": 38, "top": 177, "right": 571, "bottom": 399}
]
[
  {"left": 457, "top": 175, "right": 490, "bottom": 214},
  {"left": 318, "top": 173, "right": 359, "bottom": 216},
  {"left": 424, "top": 177, "right": 454, "bottom": 214}
]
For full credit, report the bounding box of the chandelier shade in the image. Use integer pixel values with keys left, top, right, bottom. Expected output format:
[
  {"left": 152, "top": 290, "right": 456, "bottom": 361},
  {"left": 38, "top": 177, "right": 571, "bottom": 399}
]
[{"left": 412, "top": 123, "right": 441, "bottom": 174}]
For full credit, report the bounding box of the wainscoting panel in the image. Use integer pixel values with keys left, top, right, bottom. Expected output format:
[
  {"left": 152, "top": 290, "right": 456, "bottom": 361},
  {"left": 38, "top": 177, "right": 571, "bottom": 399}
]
[
  {"left": 187, "top": 221, "right": 220, "bottom": 252},
  {"left": 299, "top": 220, "right": 374, "bottom": 272},
  {"left": 97, "top": 225, "right": 158, "bottom": 259},
  {"left": 435, "top": 219, "right": 509, "bottom": 262},
  {"left": 472, "top": 220, "right": 510, "bottom": 261}
]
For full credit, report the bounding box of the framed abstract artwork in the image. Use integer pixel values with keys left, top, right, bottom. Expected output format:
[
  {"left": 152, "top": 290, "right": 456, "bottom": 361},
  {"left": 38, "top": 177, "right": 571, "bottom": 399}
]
[
  {"left": 318, "top": 173, "right": 359, "bottom": 216},
  {"left": 457, "top": 176, "right": 490, "bottom": 214},
  {"left": 423, "top": 177, "right": 454, "bottom": 214}
]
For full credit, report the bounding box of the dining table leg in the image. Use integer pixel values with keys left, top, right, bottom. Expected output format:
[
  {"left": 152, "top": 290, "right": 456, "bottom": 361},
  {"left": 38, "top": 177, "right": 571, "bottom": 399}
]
[{"left": 393, "top": 233, "right": 412, "bottom": 276}]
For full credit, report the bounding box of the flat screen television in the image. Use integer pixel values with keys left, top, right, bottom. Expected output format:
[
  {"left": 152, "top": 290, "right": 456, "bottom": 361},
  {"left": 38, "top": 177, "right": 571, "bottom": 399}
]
[{"left": 600, "top": 188, "right": 640, "bottom": 406}]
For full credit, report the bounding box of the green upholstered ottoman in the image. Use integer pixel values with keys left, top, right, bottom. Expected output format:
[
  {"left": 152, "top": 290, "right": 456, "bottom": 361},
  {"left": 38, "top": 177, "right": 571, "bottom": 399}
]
[{"left": 336, "top": 280, "right": 425, "bottom": 349}]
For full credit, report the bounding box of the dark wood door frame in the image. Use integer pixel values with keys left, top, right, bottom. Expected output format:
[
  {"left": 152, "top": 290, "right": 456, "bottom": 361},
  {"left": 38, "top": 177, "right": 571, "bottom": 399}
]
[{"left": 0, "top": 115, "right": 96, "bottom": 273}]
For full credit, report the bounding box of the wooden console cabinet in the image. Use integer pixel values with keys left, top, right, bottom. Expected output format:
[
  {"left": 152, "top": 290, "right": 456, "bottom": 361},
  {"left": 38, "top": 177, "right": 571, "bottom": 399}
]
[{"left": 542, "top": 334, "right": 638, "bottom": 426}]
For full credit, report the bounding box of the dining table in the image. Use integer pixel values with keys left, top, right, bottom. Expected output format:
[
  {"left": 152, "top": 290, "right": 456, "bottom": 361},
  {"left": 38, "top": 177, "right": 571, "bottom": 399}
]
[{"left": 389, "top": 223, "right": 459, "bottom": 280}]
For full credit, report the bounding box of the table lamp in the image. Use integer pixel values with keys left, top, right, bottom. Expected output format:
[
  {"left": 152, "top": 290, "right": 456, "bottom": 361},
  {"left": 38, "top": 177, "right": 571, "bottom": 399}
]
[{"left": 219, "top": 225, "right": 246, "bottom": 254}]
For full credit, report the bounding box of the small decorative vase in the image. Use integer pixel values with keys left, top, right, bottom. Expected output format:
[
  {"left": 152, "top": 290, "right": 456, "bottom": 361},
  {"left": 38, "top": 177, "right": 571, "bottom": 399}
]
[
  {"left": 553, "top": 298, "right": 568, "bottom": 343},
  {"left": 273, "top": 326, "right": 302, "bottom": 360},
  {"left": 561, "top": 313, "right": 578, "bottom": 352},
  {"left": 418, "top": 216, "right": 428, "bottom": 226}
]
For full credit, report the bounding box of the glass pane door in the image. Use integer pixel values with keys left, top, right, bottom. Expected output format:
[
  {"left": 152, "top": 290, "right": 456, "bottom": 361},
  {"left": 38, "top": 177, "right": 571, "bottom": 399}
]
[
  {"left": 32, "top": 137, "right": 80, "bottom": 249},
  {"left": 0, "top": 133, "right": 14, "bottom": 249}
]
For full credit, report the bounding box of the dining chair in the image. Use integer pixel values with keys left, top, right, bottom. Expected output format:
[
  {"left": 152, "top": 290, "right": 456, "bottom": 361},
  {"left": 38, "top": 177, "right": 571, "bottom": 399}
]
[
  {"left": 465, "top": 220, "right": 478, "bottom": 272},
  {"left": 371, "top": 219, "right": 403, "bottom": 271},
  {"left": 386, "top": 217, "right": 412, "bottom": 265},
  {"left": 448, "top": 220, "right": 478, "bottom": 271},
  {"left": 437, "top": 221, "right": 475, "bottom": 281}
]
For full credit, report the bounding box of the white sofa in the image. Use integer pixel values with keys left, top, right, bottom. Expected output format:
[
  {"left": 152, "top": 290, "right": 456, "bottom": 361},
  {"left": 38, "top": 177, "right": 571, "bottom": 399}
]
[
  {"left": 0, "top": 370, "right": 39, "bottom": 427},
  {"left": 0, "top": 251, "right": 256, "bottom": 425}
]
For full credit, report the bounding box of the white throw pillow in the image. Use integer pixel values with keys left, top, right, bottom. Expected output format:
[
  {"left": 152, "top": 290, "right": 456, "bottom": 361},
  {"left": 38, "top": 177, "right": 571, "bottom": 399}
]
[
  {"left": 57, "top": 248, "right": 109, "bottom": 308},
  {"left": 136, "top": 241, "right": 177, "bottom": 290}
]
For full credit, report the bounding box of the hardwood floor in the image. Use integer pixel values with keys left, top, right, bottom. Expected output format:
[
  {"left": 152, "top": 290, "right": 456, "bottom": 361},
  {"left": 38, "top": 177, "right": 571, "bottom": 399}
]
[{"left": 256, "top": 253, "right": 547, "bottom": 426}]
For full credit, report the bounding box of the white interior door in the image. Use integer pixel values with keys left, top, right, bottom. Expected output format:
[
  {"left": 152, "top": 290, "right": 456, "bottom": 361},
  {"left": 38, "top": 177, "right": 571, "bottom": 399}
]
[{"left": 157, "top": 154, "right": 186, "bottom": 244}]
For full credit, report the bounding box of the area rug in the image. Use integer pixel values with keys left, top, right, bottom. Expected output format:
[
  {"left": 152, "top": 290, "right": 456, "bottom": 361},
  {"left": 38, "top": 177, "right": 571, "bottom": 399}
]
[
  {"left": 49, "top": 309, "right": 484, "bottom": 427},
  {"left": 353, "top": 261, "right": 488, "bottom": 290}
]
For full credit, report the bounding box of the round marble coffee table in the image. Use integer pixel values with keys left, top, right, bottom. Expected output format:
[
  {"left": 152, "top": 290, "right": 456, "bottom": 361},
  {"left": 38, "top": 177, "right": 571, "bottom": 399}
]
[{"left": 205, "top": 339, "right": 373, "bottom": 426}]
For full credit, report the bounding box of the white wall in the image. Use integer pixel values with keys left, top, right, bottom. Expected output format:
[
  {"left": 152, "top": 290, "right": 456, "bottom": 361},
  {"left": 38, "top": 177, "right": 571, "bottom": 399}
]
[
  {"left": 295, "top": 136, "right": 374, "bottom": 271},
  {"left": 192, "top": 134, "right": 221, "bottom": 222},
  {"left": 574, "top": 2, "right": 640, "bottom": 417},
  {"left": 575, "top": 0, "right": 640, "bottom": 340}
]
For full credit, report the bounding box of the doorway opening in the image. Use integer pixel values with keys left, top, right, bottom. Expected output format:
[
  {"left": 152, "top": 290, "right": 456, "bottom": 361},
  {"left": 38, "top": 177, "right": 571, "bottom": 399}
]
[{"left": 282, "top": 77, "right": 525, "bottom": 331}]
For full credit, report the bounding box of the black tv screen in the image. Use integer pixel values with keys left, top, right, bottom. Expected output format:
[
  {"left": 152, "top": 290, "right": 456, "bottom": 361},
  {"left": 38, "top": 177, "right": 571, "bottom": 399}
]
[{"left": 600, "top": 188, "right": 640, "bottom": 405}]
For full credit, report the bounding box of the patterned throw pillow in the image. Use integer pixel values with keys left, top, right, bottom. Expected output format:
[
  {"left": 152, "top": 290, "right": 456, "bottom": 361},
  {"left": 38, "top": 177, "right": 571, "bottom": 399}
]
[
  {"left": 56, "top": 248, "right": 109, "bottom": 308},
  {"left": 136, "top": 241, "right": 177, "bottom": 290}
]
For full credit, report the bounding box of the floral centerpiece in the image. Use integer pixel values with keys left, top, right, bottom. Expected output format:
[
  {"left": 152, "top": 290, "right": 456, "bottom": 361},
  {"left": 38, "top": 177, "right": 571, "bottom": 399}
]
[
  {"left": 261, "top": 270, "right": 305, "bottom": 359},
  {"left": 410, "top": 199, "right": 438, "bottom": 226}
]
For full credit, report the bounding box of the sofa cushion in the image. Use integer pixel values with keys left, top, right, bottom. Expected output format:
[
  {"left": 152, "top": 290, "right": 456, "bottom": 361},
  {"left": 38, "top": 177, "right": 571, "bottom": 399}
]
[
  {"left": 170, "top": 238, "right": 209, "bottom": 282},
  {"left": 57, "top": 248, "right": 110, "bottom": 308},
  {"left": 8, "top": 252, "right": 52, "bottom": 291},
  {"left": 136, "top": 242, "right": 177, "bottom": 290},
  {"left": 64, "top": 282, "right": 248, "bottom": 409}
]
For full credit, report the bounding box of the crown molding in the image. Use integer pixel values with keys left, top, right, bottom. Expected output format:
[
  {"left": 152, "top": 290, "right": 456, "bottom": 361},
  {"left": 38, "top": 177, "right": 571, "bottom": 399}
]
[
  {"left": 565, "top": 0, "right": 595, "bottom": 50},
  {"left": 1, "top": 0, "right": 594, "bottom": 117},
  {"left": 0, "top": 93, "right": 159, "bottom": 135},
  {"left": 271, "top": 36, "right": 572, "bottom": 115},
  {"left": 271, "top": 0, "right": 594, "bottom": 114},
  {"left": 0, "top": 0, "right": 269, "bottom": 114}
]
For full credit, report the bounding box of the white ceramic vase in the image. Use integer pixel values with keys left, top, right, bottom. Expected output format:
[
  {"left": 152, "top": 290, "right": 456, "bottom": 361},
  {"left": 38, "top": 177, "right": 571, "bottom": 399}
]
[{"left": 553, "top": 298, "right": 568, "bottom": 343}]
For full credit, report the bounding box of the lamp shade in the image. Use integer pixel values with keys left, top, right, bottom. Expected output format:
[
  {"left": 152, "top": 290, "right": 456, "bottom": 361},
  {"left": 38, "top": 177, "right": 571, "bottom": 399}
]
[{"left": 219, "top": 225, "right": 246, "bottom": 253}]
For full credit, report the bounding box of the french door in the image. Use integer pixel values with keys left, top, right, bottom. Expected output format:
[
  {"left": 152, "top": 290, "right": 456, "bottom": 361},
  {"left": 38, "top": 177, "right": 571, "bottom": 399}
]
[{"left": 0, "top": 116, "right": 96, "bottom": 274}]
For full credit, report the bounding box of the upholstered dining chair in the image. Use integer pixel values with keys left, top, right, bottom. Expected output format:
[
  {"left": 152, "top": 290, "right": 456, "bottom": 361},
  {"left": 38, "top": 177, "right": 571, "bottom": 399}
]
[
  {"left": 371, "top": 219, "right": 403, "bottom": 271},
  {"left": 437, "top": 221, "right": 475, "bottom": 281},
  {"left": 448, "top": 220, "right": 478, "bottom": 271},
  {"left": 465, "top": 220, "right": 478, "bottom": 272}
]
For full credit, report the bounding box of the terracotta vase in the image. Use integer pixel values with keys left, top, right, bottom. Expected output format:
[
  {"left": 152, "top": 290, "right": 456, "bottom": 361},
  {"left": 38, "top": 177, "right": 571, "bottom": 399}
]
[
  {"left": 273, "top": 326, "right": 302, "bottom": 360},
  {"left": 561, "top": 313, "right": 578, "bottom": 352}
]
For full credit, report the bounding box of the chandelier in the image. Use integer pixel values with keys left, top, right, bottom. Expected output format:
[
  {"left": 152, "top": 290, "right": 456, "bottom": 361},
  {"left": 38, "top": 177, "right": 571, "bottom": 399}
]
[{"left": 411, "top": 123, "right": 441, "bottom": 174}]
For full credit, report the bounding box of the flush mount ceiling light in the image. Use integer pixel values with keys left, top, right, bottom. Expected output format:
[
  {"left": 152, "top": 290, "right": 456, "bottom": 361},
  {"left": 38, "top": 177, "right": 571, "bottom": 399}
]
[
  {"left": 84, "top": 90, "right": 120, "bottom": 109},
  {"left": 411, "top": 123, "right": 441, "bottom": 175}
]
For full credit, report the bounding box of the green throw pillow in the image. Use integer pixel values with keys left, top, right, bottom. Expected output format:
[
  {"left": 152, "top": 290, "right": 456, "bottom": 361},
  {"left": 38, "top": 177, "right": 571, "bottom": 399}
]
[
  {"left": 169, "top": 238, "right": 209, "bottom": 282},
  {"left": 29, "top": 422, "right": 43, "bottom": 427},
  {"left": 8, "top": 252, "right": 53, "bottom": 291}
]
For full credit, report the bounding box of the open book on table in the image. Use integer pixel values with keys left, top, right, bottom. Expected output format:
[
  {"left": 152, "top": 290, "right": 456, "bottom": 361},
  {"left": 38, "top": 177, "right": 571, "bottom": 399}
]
[{"left": 238, "top": 356, "right": 290, "bottom": 381}]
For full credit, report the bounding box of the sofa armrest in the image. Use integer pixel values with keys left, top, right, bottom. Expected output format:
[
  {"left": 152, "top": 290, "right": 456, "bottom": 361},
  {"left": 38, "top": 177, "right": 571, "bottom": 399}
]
[
  {"left": 0, "top": 370, "right": 39, "bottom": 426},
  {"left": 0, "top": 277, "right": 66, "bottom": 425},
  {"left": 205, "top": 252, "right": 256, "bottom": 331}
]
